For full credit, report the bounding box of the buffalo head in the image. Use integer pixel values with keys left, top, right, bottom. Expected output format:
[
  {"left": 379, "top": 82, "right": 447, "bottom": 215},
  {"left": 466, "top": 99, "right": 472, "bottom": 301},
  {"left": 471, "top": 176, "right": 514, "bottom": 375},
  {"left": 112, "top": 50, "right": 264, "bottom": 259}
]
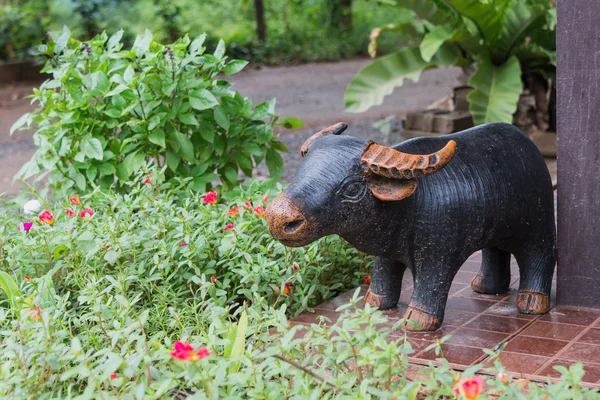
[{"left": 265, "top": 123, "right": 456, "bottom": 247}]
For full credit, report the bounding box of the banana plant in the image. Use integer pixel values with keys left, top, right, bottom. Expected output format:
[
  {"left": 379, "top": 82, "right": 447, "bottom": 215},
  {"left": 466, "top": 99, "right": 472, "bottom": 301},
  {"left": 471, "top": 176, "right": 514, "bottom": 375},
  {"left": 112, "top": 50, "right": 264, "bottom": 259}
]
[{"left": 345, "top": 0, "right": 556, "bottom": 128}]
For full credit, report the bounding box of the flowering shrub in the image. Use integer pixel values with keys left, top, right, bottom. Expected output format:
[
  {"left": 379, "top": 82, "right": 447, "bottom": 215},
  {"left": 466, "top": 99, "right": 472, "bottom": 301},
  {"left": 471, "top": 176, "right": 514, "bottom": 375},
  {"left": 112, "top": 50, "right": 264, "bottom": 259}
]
[
  {"left": 0, "top": 172, "right": 597, "bottom": 398},
  {"left": 10, "top": 28, "right": 300, "bottom": 196}
]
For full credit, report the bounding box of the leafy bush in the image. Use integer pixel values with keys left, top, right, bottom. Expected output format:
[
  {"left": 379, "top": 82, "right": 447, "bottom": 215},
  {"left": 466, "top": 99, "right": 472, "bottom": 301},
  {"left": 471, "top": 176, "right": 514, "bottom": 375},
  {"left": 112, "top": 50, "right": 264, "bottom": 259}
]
[
  {"left": 0, "top": 0, "right": 51, "bottom": 61},
  {"left": 0, "top": 173, "right": 597, "bottom": 398},
  {"left": 346, "top": 0, "right": 556, "bottom": 129},
  {"left": 11, "top": 28, "right": 298, "bottom": 196}
]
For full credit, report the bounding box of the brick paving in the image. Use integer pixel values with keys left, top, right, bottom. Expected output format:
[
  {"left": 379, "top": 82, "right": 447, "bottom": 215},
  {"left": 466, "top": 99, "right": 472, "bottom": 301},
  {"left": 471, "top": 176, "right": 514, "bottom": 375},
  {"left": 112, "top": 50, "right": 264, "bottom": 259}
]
[{"left": 290, "top": 251, "right": 600, "bottom": 386}]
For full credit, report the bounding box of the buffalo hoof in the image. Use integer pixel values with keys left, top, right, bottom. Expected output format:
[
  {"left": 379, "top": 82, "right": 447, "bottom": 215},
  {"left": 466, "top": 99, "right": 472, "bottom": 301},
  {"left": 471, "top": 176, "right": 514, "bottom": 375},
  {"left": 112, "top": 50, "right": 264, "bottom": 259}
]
[
  {"left": 403, "top": 306, "right": 441, "bottom": 331},
  {"left": 470, "top": 273, "right": 509, "bottom": 295},
  {"left": 516, "top": 291, "right": 550, "bottom": 314},
  {"left": 363, "top": 287, "right": 397, "bottom": 309}
]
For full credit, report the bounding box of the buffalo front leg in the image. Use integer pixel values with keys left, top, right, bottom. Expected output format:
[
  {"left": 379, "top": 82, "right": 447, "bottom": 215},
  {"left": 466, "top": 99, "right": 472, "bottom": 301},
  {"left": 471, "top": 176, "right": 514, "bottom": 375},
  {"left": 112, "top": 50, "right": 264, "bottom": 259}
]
[
  {"left": 364, "top": 257, "right": 406, "bottom": 309},
  {"left": 404, "top": 262, "right": 457, "bottom": 331}
]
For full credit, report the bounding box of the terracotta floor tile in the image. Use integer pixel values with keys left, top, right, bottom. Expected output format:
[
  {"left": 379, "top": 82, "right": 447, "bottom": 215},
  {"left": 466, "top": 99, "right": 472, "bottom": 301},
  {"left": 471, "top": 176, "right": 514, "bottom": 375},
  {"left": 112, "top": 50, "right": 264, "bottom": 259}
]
[
  {"left": 417, "top": 343, "right": 485, "bottom": 366},
  {"left": 317, "top": 286, "right": 367, "bottom": 311},
  {"left": 446, "top": 327, "right": 509, "bottom": 349},
  {"left": 454, "top": 270, "right": 478, "bottom": 285},
  {"left": 537, "top": 359, "right": 600, "bottom": 383},
  {"left": 444, "top": 309, "right": 479, "bottom": 326},
  {"left": 485, "top": 302, "right": 538, "bottom": 320},
  {"left": 448, "top": 282, "right": 469, "bottom": 296},
  {"left": 459, "top": 260, "right": 480, "bottom": 272},
  {"left": 465, "top": 315, "right": 530, "bottom": 334},
  {"left": 504, "top": 336, "right": 569, "bottom": 358},
  {"left": 486, "top": 351, "right": 550, "bottom": 375},
  {"left": 561, "top": 342, "right": 600, "bottom": 364},
  {"left": 405, "top": 339, "right": 436, "bottom": 355},
  {"left": 399, "top": 290, "right": 413, "bottom": 303},
  {"left": 458, "top": 290, "right": 508, "bottom": 302},
  {"left": 468, "top": 252, "right": 482, "bottom": 262},
  {"left": 400, "top": 325, "right": 458, "bottom": 342},
  {"left": 578, "top": 328, "right": 600, "bottom": 346},
  {"left": 520, "top": 321, "right": 586, "bottom": 341},
  {"left": 446, "top": 297, "right": 497, "bottom": 313},
  {"left": 291, "top": 308, "right": 343, "bottom": 325},
  {"left": 540, "top": 307, "right": 600, "bottom": 326}
]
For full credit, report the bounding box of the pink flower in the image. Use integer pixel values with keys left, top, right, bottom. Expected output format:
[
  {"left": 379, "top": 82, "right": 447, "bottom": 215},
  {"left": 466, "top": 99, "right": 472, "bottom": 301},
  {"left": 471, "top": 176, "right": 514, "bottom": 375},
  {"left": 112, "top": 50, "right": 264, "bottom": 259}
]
[
  {"left": 65, "top": 208, "right": 75, "bottom": 217},
  {"left": 39, "top": 210, "right": 54, "bottom": 225},
  {"left": 254, "top": 206, "right": 265, "bottom": 218},
  {"left": 210, "top": 276, "right": 217, "bottom": 284},
  {"left": 202, "top": 191, "right": 217, "bottom": 204},
  {"left": 293, "top": 263, "right": 299, "bottom": 270},
  {"left": 24, "top": 276, "right": 31, "bottom": 282},
  {"left": 498, "top": 372, "right": 509, "bottom": 384},
  {"left": 170, "top": 341, "right": 210, "bottom": 361},
  {"left": 18, "top": 222, "right": 33, "bottom": 231},
  {"left": 453, "top": 376, "right": 484, "bottom": 399},
  {"left": 180, "top": 242, "right": 188, "bottom": 247},
  {"left": 262, "top": 194, "right": 269, "bottom": 203},
  {"left": 110, "top": 373, "right": 118, "bottom": 379},
  {"left": 363, "top": 276, "right": 371, "bottom": 285},
  {"left": 29, "top": 305, "right": 42, "bottom": 321},
  {"left": 244, "top": 201, "right": 252, "bottom": 210},
  {"left": 104, "top": 245, "right": 110, "bottom": 249},
  {"left": 79, "top": 208, "right": 93, "bottom": 218},
  {"left": 69, "top": 195, "right": 81, "bottom": 206},
  {"left": 227, "top": 206, "right": 238, "bottom": 216},
  {"left": 223, "top": 223, "right": 234, "bottom": 232}
]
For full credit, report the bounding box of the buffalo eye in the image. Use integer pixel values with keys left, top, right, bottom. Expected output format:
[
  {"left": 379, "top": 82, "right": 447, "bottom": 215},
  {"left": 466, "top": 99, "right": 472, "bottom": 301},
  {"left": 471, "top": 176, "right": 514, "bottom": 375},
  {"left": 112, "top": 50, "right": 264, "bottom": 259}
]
[{"left": 337, "top": 177, "right": 368, "bottom": 203}]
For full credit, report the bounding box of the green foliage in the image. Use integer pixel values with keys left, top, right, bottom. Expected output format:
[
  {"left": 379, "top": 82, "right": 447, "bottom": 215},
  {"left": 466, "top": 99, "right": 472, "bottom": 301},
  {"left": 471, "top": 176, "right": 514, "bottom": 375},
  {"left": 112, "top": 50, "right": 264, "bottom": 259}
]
[
  {"left": 11, "top": 28, "right": 293, "bottom": 196},
  {"left": 0, "top": 0, "right": 51, "bottom": 60},
  {"left": 0, "top": 174, "right": 597, "bottom": 398},
  {"left": 346, "top": 0, "right": 556, "bottom": 125}
]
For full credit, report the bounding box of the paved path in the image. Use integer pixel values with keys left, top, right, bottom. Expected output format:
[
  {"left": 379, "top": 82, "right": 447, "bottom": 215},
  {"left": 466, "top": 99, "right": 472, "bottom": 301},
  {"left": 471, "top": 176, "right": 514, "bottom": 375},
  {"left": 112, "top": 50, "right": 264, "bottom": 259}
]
[{"left": 0, "top": 59, "right": 463, "bottom": 196}]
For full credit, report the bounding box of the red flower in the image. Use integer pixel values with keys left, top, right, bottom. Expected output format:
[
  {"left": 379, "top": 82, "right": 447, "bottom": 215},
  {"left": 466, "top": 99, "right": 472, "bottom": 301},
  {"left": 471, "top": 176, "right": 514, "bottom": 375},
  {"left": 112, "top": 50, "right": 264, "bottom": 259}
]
[
  {"left": 244, "top": 201, "right": 252, "bottom": 210},
  {"left": 293, "top": 263, "right": 299, "bottom": 270},
  {"left": 254, "top": 206, "right": 265, "bottom": 218},
  {"left": 282, "top": 283, "right": 291, "bottom": 295},
  {"left": 29, "top": 305, "right": 42, "bottom": 321},
  {"left": 79, "top": 208, "right": 93, "bottom": 218},
  {"left": 223, "top": 223, "right": 234, "bottom": 232},
  {"left": 24, "top": 276, "right": 31, "bottom": 282},
  {"left": 227, "top": 206, "right": 238, "bottom": 216},
  {"left": 65, "top": 208, "right": 75, "bottom": 217},
  {"left": 104, "top": 245, "right": 110, "bottom": 249},
  {"left": 363, "top": 276, "right": 371, "bottom": 284},
  {"left": 453, "top": 376, "right": 484, "bottom": 399},
  {"left": 202, "top": 191, "right": 217, "bottom": 204},
  {"left": 69, "top": 195, "right": 81, "bottom": 206},
  {"left": 39, "top": 210, "right": 54, "bottom": 225},
  {"left": 170, "top": 341, "right": 210, "bottom": 361},
  {"left": 497, "top": 372, "right": 509, "bottom": 384},
  {"left": 262, "top": 194, "right": 269, "bottom": 203},
  {"left": 110, "top": 373, "right": 118, "bottom": 380},
  {"left": 143, "top": 173, "right": 152, "bottom": 185},
  {"left": 210, "top": 276, "right": 217, "bottom": 284}
]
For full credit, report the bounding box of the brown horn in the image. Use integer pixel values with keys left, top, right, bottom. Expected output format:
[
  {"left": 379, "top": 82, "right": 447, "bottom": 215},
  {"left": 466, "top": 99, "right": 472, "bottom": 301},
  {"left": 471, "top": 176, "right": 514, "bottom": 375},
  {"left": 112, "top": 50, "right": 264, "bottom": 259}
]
[
  {"left": 361, "top": 140, "right": 456, "bottom": 179},
  {"left": 300, "top": 122, "right": 347, "bottom": 157}
]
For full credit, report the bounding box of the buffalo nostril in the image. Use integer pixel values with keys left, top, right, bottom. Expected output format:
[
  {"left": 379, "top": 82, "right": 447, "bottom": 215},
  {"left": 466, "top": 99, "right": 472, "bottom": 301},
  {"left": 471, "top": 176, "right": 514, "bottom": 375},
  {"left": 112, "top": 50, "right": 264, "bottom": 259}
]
[{"left": 283, "top": 219, "right": 305, "bottom": 234}]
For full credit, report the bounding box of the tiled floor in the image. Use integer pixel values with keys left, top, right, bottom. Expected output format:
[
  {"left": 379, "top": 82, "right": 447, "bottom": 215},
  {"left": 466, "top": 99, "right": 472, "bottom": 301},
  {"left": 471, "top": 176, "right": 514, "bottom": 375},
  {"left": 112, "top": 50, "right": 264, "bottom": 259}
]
[{"left": 290, "top": 251, "right": 600, "bottom": 385}]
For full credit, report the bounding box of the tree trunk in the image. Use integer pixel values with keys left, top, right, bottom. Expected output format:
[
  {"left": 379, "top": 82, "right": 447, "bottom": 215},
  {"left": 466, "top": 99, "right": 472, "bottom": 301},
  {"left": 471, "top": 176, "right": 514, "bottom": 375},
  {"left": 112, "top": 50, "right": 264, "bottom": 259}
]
[{"left": 254, "top": 0, "right": 266, "bottom": 43}]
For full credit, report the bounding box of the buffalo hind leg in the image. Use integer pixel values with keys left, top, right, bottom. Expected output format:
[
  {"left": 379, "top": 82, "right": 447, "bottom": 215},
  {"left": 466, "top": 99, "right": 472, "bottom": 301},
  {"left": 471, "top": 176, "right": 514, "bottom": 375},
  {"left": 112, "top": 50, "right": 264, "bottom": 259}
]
[
  {"left": 404, "top": 263, "right": 457, "bottom": 331},
  {"left": 471, "top": 247, "right": 511, "bottom": 295},
  {"left": 514, "top": 243, "right": 556, "bottom": 314},
  {"left": 364, "top": 257, "right": 406, "bottom": 309}
]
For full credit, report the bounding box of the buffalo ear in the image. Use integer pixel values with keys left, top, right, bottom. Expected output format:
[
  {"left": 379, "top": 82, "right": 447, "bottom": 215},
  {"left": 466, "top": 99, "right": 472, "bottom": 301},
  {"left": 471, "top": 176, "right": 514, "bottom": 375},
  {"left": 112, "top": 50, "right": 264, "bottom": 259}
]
[{"left": 367, "top": 175, "right": 418, "bottom": 201}]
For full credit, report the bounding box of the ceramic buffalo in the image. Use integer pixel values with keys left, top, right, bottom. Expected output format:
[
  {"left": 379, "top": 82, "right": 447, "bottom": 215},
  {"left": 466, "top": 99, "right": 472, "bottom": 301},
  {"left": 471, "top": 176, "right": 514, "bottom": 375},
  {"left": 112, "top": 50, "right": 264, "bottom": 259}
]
[{"left": 265, "top": 122, "right": 556, "bottom": 331}]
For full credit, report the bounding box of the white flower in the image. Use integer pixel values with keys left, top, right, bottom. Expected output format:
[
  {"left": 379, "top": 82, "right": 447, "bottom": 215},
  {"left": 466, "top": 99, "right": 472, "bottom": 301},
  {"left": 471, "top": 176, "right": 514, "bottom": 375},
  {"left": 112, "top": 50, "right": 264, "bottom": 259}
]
[{"left": 23, "top": 199, "right": 41, "bottom": 215}]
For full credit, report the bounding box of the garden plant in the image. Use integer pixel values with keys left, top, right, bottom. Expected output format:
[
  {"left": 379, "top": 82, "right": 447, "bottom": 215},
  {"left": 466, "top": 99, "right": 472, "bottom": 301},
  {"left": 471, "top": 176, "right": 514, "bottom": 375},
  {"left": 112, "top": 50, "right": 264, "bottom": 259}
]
[{"left": 345, "top": 0, "right": 556, "bottom": 131}]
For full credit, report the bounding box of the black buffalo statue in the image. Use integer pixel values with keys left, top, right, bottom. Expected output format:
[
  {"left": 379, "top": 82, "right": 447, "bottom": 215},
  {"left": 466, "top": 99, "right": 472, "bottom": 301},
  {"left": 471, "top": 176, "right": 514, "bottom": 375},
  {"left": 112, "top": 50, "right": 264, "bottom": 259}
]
[{"left": 265, "top": 122, "right": 556, "bottom": 331}]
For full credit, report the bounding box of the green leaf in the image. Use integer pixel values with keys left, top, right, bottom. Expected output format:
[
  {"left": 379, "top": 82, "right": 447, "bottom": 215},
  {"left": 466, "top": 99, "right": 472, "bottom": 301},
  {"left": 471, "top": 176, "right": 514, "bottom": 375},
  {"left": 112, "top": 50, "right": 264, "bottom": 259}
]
[
  {"left": 107, "top": 30, "right": 123, "bottom": 51},
  {"left": 467, "top": 56, "right": 522, "bottom": 124},
  {"left": 10, "top": 113, "right": 30, "bottom": 135},
  {"left": 214, "top": 39, "right": 226, "bottom": 59},
  {"left": 280, "top": 117, "right": 303, "bottom": 130},
  {"left": 166, "top": 150, "right": 180, "bottom": 173},
  {"left": 389, "top": 0, "right": 456, "bottom": 25},
  {"left": 228, "top": 309, "right": 248, "bottom": 373},
  {"left": 420, "top": 25, "right": 454, "bottom": 62},
  {"left": 199, "top": 124, "right": 215, "bottom": 143},
  {"left": 266, "top": 148, "right": 284, "bottom": 180},
  {"left": 123, "top": 64, "right": 135, "bottom": 85},
  {"left": 224, "top": 60, "right": 248, "bottom": 75},
  {"left": 444, "top": 0, "right": 504, "bottom": 46},
  {"left": 345, "top": 48, "right": 429, "bottom": 113},
  {"left": 133, "top": 29, "right": 153, "bottom": 58},
  {"left": 54, "top": 26, "right": 71, "bottom": 54},
  {"left": 148, "top": 129, "right": 166, "bottom": 148},
  {"left": 190, "top": 33, "right": 207, "bottom": 55},
  {"left": 81, "top": 138, "right": 104, "bottom": 160},
  {"left": 104, "top": 251, "right": 120, "bottom": 264},
  {"left": 98, "top": 163, "right": 116, "bottom": 175},
  {"left": 53, "top": 245, "right": 68, "bottom": 261},
  {"left": 214, "top": 106, "right": 230, "bottom": 130},
  {"left": 189, "top": 90, "right": 219, "bottom": 111},
  {"left": 106, "top": 84, "right": 130, "bottom": 97},
  {"left": 178, "top": 113, "right": 198, "bottom": 126},
  {"left": 0, "top": 271, "right": 20, "bottom": 307},
  {"left": 169, "top": 131, "right": 195, "bottom": 162}
]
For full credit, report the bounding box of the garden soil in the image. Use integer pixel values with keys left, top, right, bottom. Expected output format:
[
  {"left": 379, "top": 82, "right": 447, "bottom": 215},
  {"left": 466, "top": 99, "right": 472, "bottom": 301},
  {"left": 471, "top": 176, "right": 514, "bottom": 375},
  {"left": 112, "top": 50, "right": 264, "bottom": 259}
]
[{"left": 0, "top": 59, "right": 464, "bottom": 196}]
